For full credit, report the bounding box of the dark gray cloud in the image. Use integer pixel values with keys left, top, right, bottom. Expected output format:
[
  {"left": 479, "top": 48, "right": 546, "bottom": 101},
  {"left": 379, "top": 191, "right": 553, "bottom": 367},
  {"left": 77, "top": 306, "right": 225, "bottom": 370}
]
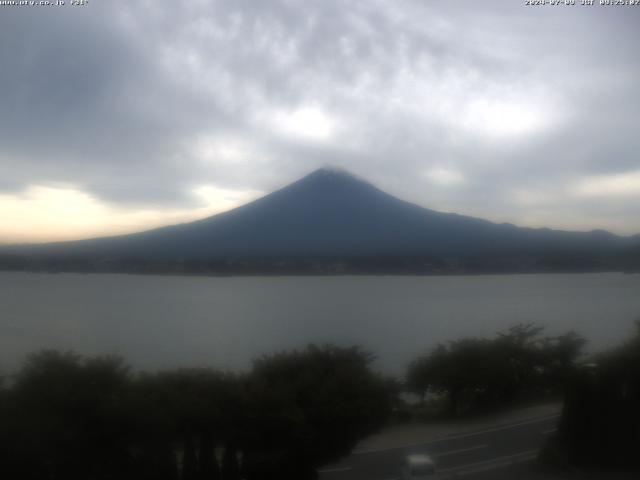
[{"left": 1, "top": 0, "right": 639, "bottom": 237}]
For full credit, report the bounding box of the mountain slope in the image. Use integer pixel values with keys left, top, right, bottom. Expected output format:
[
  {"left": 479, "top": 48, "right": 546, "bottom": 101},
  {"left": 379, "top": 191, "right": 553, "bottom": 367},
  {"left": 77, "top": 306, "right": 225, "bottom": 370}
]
[{"left": 4, "top": 168, "right": 639, "bottom": 262}]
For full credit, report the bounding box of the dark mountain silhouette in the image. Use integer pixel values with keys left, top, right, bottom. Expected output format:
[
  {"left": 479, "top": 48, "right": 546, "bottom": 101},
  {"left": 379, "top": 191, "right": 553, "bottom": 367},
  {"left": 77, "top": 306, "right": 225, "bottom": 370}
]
[{"left": 2, "top": 168, "right": 639, "bottom": 273}]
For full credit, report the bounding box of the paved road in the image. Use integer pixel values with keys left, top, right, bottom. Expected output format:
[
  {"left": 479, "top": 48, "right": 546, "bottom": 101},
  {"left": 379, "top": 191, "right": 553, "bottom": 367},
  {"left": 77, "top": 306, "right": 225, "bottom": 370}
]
[{"left": 318, "top": 412, "right": 560, "bottom": 480}]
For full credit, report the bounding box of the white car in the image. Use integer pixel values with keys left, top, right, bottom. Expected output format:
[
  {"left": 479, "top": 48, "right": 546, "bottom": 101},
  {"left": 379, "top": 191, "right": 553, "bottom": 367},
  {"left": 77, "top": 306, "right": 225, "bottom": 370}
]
[{"left": 401, "top": 454, "right": 439, "bottom": 480}]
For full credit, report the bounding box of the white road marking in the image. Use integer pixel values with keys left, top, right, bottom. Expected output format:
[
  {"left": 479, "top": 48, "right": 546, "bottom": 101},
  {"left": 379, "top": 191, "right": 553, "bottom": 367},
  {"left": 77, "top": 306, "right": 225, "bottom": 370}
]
[
  {"left": 542, "top": 428, "right": 557, "bottom": 434},
  {"left": 317, "top": 466, "right": 352, "bottom": 473},
  {"left": 353, "top": 413, "right": 559, "bottom": 455},
  {"left": 437, "top": 414, "right": 559, "bottom": 442},
  {"left": 433, "top": 444, "right": 488, "bottom": 458},
  {"left": 439, "top": 449, "right": 538, "bottom": 477}
]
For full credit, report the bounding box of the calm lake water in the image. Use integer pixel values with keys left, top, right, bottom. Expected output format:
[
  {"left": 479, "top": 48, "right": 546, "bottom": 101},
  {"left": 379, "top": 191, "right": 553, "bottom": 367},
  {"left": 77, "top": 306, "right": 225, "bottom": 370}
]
[{"left": 1, "top": 272, "right": 639, "bottom": 375}]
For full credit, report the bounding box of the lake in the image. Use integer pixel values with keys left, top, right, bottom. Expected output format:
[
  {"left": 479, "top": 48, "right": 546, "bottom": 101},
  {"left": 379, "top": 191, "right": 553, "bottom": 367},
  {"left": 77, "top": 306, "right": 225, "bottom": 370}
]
[{"left": 1, "top": 272, "right": 639, "bottom": 375}]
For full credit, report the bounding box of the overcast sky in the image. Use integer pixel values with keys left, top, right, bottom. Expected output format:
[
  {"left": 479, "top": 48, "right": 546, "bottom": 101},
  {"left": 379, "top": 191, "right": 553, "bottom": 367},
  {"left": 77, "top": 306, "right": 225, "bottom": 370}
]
[{"left": 1, "top": 0, "right": 639, "bottom": 243}]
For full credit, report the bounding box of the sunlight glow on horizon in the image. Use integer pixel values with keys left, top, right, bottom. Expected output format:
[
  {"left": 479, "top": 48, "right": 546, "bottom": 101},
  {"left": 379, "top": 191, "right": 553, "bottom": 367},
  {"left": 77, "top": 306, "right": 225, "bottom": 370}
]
[
  {"left": 571, "top": 170, "right": 640, "bottom": 198},
  {"left": 0, "top": 184, "right": 262, "bottom": 244}
]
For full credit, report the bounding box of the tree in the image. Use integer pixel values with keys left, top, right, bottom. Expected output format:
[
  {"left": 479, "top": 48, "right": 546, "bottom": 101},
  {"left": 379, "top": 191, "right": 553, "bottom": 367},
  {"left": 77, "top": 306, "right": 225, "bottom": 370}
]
[
  {"left": 129, "top": 367, "right": 241, "bottom": 480},
  {"left": 6, "top": 350, "right": 133, "bottom": 480},
  {"left": 0, "top": 345, "right": 397, "bottom": 480},
  {"left": 407, "top": 324, "right": 586, "bottom": 417},
  {"left": 556, "top": 321, "right": 640, "bottom": 469},
  {"left": 243, "top": 344, "right": 394, "bottom": 479}
]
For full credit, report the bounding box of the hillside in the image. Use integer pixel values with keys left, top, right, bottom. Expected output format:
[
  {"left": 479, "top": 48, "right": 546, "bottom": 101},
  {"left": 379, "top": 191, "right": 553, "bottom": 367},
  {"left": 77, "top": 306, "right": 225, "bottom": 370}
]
[{"left": 1, "top": 168, "right": 639, "bottom": 274}]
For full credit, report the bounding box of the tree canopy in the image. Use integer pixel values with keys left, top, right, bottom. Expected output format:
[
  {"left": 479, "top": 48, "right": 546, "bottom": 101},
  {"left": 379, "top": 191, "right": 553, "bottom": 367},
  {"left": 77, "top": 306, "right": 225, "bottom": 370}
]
[
  {"left": 406, "top": 324, "right": 586, "bottom": 416},
  {"left": 555, "top": 321, "right": 640, "bottom": 469},
  {"left": 0, "top": 345, "right": 394, "bottom": 480}
]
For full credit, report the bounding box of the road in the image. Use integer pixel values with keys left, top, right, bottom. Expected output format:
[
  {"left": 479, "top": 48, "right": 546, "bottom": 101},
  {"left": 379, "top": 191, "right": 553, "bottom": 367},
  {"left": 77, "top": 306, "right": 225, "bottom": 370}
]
[{"left": 318, "top": 412, "right": 560, "bottom": 480}]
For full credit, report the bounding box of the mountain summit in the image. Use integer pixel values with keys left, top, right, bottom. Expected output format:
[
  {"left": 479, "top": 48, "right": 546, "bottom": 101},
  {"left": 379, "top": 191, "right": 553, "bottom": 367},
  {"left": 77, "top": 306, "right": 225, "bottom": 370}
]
[{"left": 3, "top": 168, "right": 639, "bottom": 273}]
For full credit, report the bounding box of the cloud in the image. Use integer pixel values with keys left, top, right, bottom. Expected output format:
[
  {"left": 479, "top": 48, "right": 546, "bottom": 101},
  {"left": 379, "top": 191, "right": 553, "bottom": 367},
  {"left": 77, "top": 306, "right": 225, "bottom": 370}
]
[
  {"left": 424, "top": 167, "right": 465, "bottom": 187},
  {"left": 268, "top": 106, "right": 336, "bottom": 142},
  {"left": 0, "top": 0, "right": 639, "bottom": 241}
]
